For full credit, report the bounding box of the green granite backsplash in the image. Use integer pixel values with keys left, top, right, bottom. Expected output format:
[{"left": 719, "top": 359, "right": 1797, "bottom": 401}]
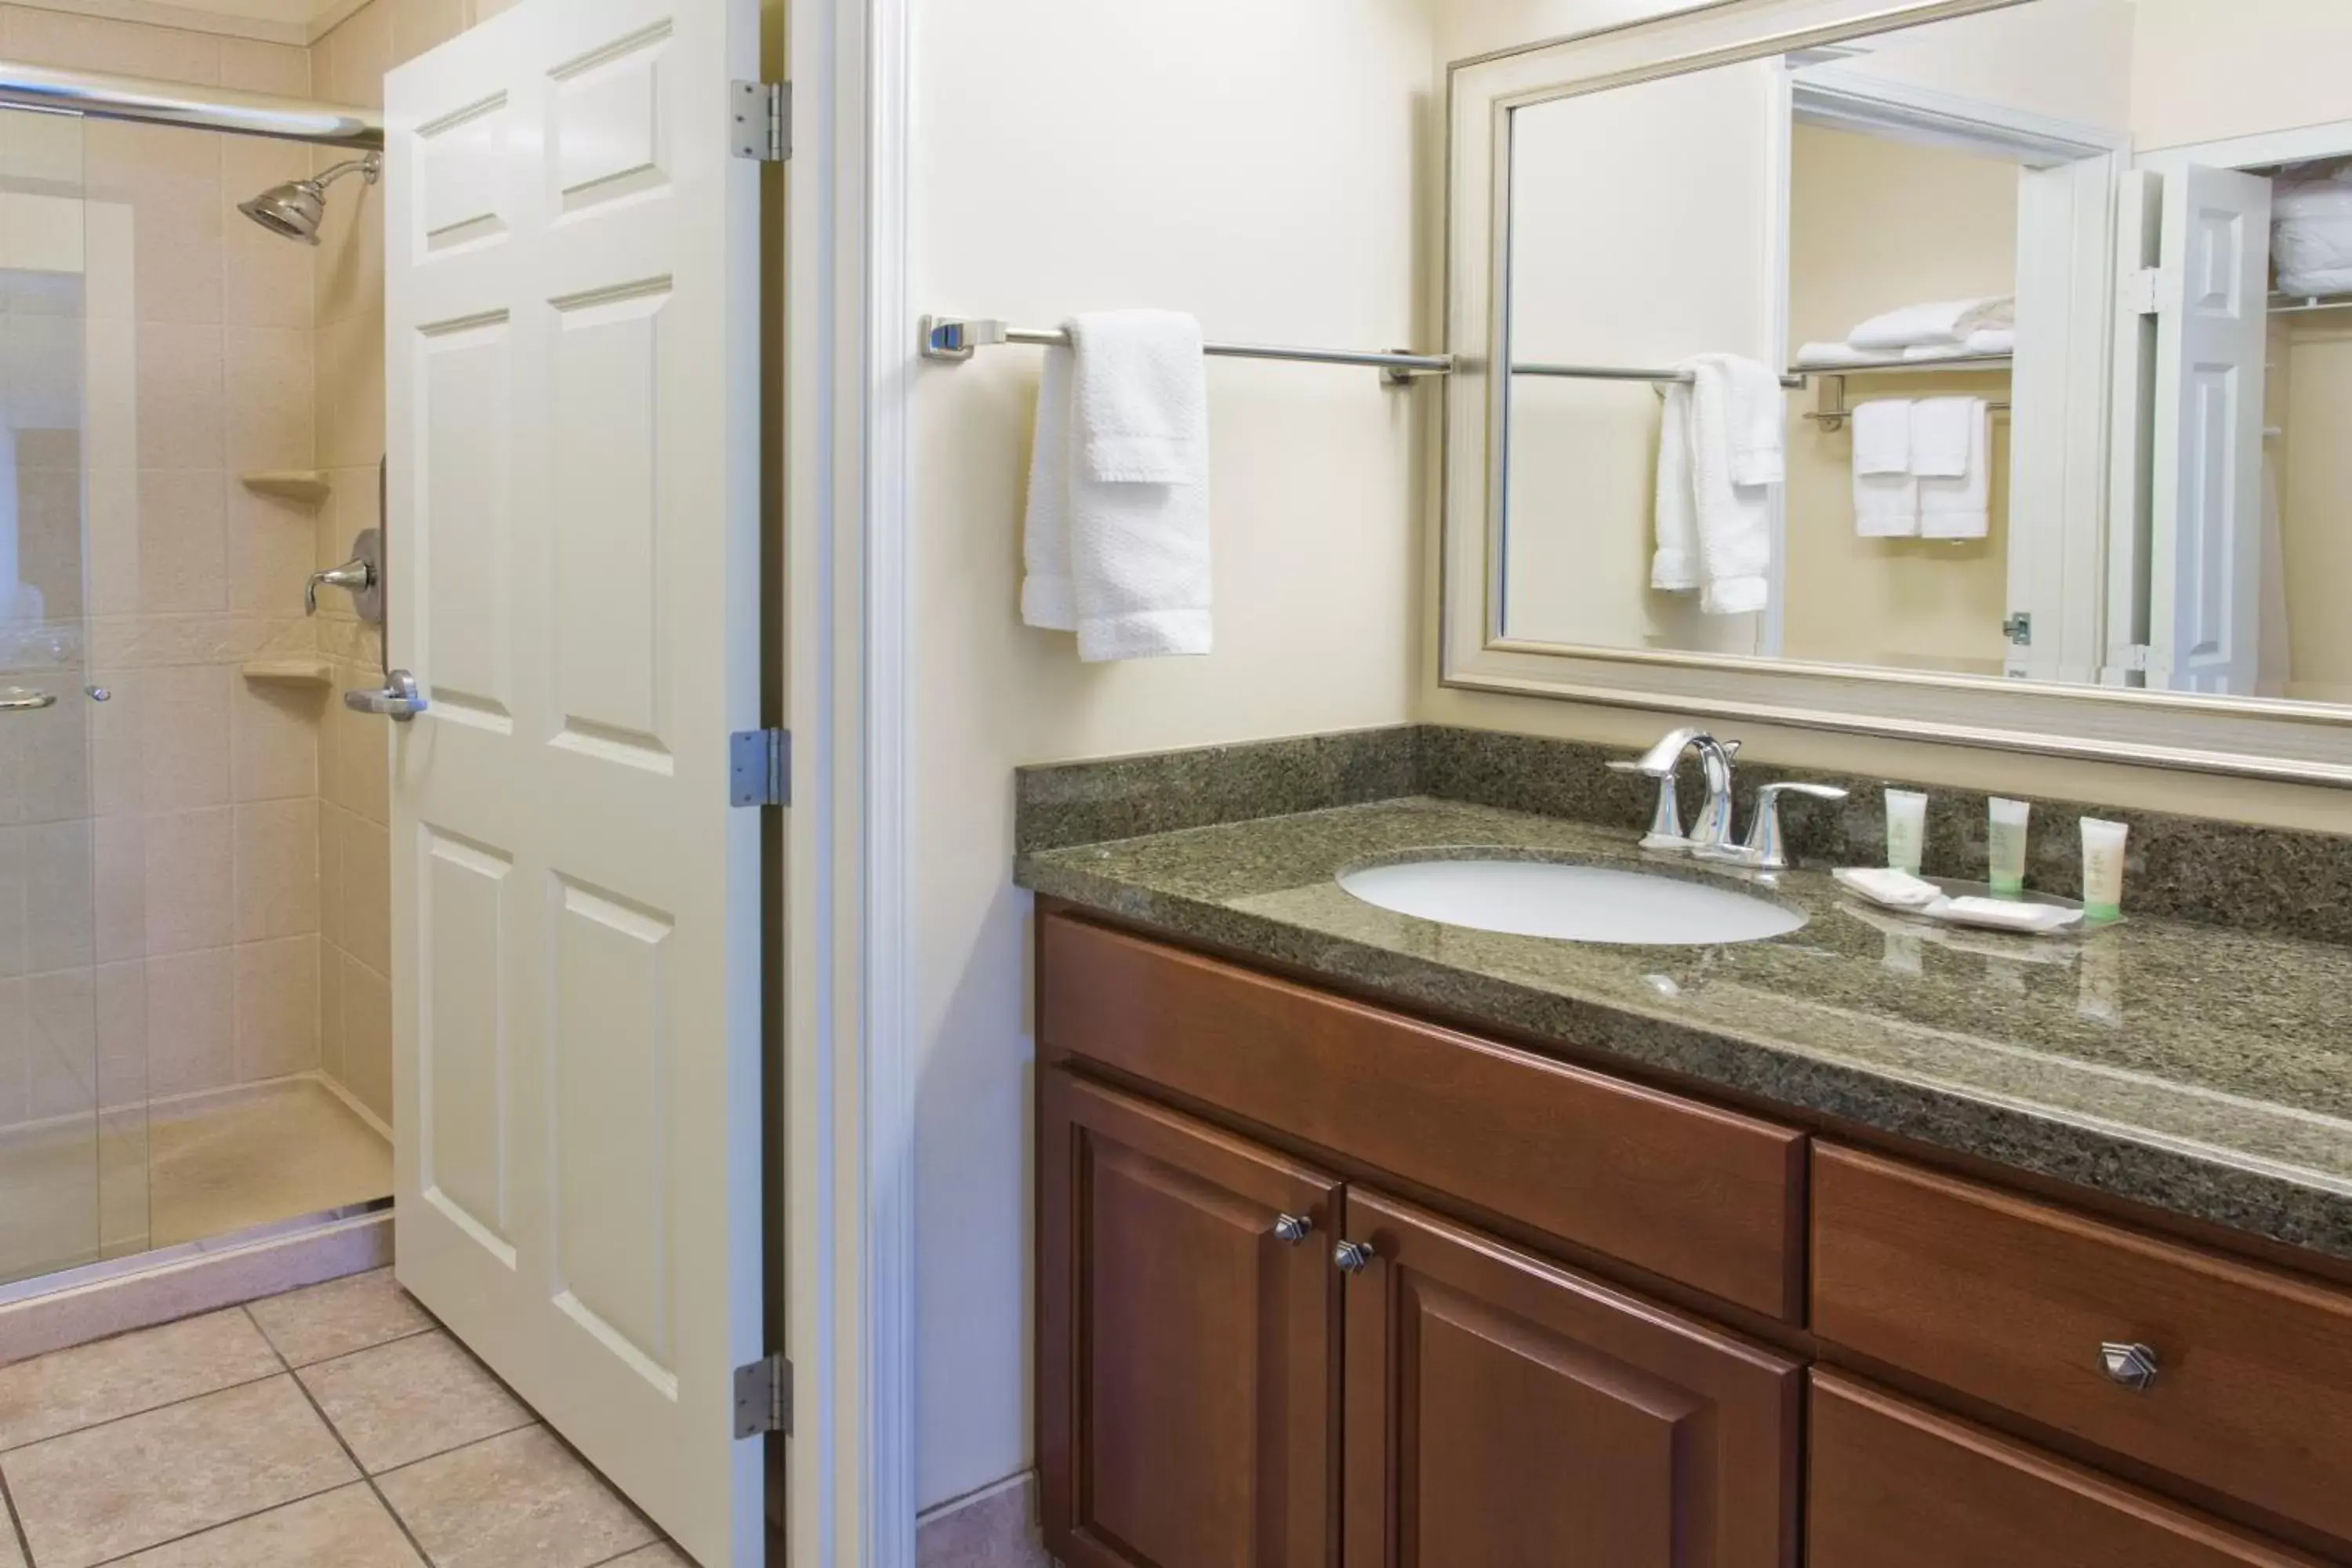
[{"left": 1016, "top": 724, "right": 2352, "bottom": 947}]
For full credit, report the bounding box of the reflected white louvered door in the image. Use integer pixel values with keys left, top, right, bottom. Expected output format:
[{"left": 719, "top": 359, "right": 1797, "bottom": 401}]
[
  {"left": 2147, "top": 163, "right": 2271, "bottom": 697},
  {"left": 382, "top": 0, "right": 766, "bottom": 1562}
]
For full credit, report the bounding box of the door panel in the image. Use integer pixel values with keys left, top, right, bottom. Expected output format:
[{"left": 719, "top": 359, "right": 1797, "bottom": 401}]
[
  {"left": 384, "top": 0, "right": 764, "bottom": 1561},
  {"left": 2149, "top": 164, "right": 2271, "bottom": 695},
  {"left": 1341, "top": 1189, "right": 1799, "bottom": 1568},
  {"left": 1040, "top": 1070, "right": 1341, "bottom": 1568}
]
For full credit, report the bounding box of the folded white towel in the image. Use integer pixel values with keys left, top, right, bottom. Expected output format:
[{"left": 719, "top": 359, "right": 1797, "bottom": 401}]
[
  {"left": 1901, "top": 328, "right": 2015, "bottom": 362},
  {"left": 1919, "top": 398, "right": 1991, "bottom": 540},
  {"left": 1021, "top": 311, "right": 1214, "bottom": 661},
  {"left": 1910, "top": 397, "right": 1976, "bottom": 479},
  {"left": 1850, "top": 399, "right": 1911, "bottom": 476},
  {"left": 1795, "top": 340, "right": 1887, "bottom": 369},
  {"left": 1849, "top": 296, "right": 2015, "bottom": 352},
  {"left": 1854, "top": 472, "right": 1919, "bottom": 539},
  {"left": 1653, "top": 354, "right": 1780, "bottom": 614}
]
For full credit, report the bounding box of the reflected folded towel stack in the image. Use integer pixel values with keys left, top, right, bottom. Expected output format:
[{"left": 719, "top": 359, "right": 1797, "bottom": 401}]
[{"left": 1849, "top": 397, "right": 1988, "bottom": 540}]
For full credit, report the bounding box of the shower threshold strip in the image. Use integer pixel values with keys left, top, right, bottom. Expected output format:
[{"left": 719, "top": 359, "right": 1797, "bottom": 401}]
[{"left": 0, "top": 1197, "right": 392, "bottom": 1310}]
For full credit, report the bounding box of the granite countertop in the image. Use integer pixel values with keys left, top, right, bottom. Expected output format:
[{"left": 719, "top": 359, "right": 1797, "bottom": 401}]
[{"left": 1017, "top": 796, "right": 2352, "bottom": 1263}]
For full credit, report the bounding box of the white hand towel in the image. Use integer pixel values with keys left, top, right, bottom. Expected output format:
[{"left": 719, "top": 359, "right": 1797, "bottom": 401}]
[
  {"left": 1848, "top": 296, "right": 2015, "bottom": 352},
  {"left": 1067, "top": 310, "right": 1212, "bottom": 659},
  {"left": 1850, "top": 399, "right": 1911, "bottom": 476},
  {"left": 1690, "top": 355, "right": 1774, "bottom": 615},
  {"left": 1654, "top": 354, "right": 1780, "bottom": 613},
  {"left": 1021, "top": 342, "right": 1079, "bottom": 631},
  {"left": 1902, "top": 327, "right": 2014, "bottom": 361},
  {"left": 1652, "top": 376, "right": 1699, "bottom": 593},
  {"left": 1854, "top": 472, "right": 1920, "bottom": 539},
  {"left": 1919, "top": 399, "right": 1991, "bottom": 540},
  {"left": 1909, "top": 397, "right": 1976, "bottom": 479},
  {"left": 1070, "top": 309, "right": 1207, "bottom": 483}
]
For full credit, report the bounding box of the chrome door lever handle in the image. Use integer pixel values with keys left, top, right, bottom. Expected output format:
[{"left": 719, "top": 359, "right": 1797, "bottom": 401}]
[
  {"left": 344, "top": 670, "right": 426, "bottom": 722},
  {"left": 0, "top": 688, "right": 57, "bottom": 712}
]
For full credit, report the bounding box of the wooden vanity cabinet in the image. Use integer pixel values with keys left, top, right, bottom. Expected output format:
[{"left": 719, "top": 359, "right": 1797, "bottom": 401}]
[{"left": 1036, "top": 912, "right": 2346, "bottom": 1567}]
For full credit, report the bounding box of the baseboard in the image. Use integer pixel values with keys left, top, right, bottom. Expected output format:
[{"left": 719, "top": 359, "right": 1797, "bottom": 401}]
[
  {"left": 916, "top": 1471, "right": 1052, "bottom": 1567},
  {"left": 0, "top": 1207, "right": 391, "bottom": 1367}
]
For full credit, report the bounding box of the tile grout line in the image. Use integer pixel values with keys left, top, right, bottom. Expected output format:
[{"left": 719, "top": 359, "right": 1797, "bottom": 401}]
[
  {"left": 250, "top": 1304, "right": 439, "bottom": 1568},
  {"left": 0, "top": 1365, "right": 289, "bottom": 1459},
  {"left": 80, "top": 1479, "right": 367, "bottom": 1568},
  {"left": 0, "top": 1460, "right": 37, "bottom": 1568}
]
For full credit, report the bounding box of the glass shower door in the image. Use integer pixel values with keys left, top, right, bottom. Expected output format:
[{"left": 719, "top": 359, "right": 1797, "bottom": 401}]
[{"left": 0, "top": 105, "right": 143, "bottom": 1287}]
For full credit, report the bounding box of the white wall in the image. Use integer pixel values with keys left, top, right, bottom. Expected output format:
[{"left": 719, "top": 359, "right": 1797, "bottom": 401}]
[
  {"left": 2130, "top": 0, "right": 2352, "bottom": 151},
  {"left": 909, "top": 0, "right": 1429, "bottom": 1511}
]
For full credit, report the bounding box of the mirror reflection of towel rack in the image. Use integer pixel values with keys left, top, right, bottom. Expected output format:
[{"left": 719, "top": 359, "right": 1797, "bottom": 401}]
[{"left": 1797, "top": 354, "right": 2014, "bottom": 432}]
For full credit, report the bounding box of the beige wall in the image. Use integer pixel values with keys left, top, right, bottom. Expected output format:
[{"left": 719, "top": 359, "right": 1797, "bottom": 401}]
[
  {"left": 301, "top": 0, "right": 506, "bottom": 1126},
  {"left": 2278, "top": 318, "right": 2352, "bottom": 703},
  {"left": 1780, "top": 123, "right": 2016, "bottom": 676},
  {"left": 910, "top": 0, "right": 1428, "bottom": 1510},
  {"left": 2130, "top": 0, "right": 2352, "bottom": 151}
]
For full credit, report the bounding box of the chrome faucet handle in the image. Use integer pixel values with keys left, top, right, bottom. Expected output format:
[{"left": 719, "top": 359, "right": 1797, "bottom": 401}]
[
  {"left": 306, "top": 558, "right": 376, "bottom": 615},
  {"left": 1609, "top": 759, "right": 1686, "bottom": 845},
  {"left": 1736, "top": 781, "right": 1849, "bottom": 871}
]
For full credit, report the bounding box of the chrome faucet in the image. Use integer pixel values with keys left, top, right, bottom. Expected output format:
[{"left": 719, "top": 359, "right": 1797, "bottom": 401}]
[
  {"left": 1612, "top": 727, "right": 1849, "bottom": 871},
  {"left": 305, "top": 557, "right": 375, "bottom": 615}
]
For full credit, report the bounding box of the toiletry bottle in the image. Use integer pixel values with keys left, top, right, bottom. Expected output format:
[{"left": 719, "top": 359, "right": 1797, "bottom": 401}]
[
  {"left": 1987, "top": 797, "right": 2030, "bottom": 897},
  {"left": 1886, "top": 789, "right": 1927, "bottom": 876},
  {"left": 2080, "top": 818, "right": 2128, "bottom": 922}
]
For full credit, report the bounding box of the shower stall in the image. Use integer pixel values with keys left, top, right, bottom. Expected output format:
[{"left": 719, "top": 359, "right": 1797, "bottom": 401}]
[{"left": 0, "top": 61, "right": 390, "bottom": 1298}]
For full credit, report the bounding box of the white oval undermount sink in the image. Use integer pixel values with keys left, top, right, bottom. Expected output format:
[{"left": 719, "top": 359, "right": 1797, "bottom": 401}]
[{"left": 1338, "top": 857, "right": 1807, "bottom": 946}]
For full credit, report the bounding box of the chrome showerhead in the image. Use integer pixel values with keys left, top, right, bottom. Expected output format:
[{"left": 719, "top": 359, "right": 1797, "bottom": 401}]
[{"left": 239, "top": 152, "right": 381, "bottom": 245}]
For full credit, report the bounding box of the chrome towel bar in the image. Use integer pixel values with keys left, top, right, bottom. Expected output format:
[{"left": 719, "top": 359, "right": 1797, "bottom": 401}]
[{"left": 920, "top": 316, "right": 1452, "bottom": 385}]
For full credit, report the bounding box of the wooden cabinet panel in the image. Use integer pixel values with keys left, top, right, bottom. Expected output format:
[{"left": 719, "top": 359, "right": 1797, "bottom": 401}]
[
  {"left": 1040, "top": 1070, "right": 1342, "bottom": 1568},
  {"left": 1340, "top": 1189, "right": 1800, "bottom": 1568},
  {"left": 1040, "top": 913, "right": 1808, "bottom": 1319},
  {"left": 1813, "top": 1144, "right": 2352, "bottom": 1548},
  {"left": 1809, "top": 1372, "right": 2325, "bottom": 1567}
]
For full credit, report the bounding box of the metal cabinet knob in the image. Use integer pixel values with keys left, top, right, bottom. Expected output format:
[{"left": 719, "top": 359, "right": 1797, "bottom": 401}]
[
  {"left": 1334, "top": 1241, "right": 1374, "bottom": 1276},
  {"left": 1272, "top": 1214, "right": 1312, "bottom": 1245},
  {"left": 2099, "top": 1341, "right": 2160, "bottom": 1392}
]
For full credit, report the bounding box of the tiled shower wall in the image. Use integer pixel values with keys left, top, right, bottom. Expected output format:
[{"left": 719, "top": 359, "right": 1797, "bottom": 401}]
[
  {"left": 0, "top": 9, "right": 325, "bottom": 1163},
  {"left": 307, "top": 0, "right": 517, "bottom": 1128}
]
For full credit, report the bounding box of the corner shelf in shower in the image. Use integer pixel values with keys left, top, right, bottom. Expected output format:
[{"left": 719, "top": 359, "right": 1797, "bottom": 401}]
[
  {"left": 239, "top": 658, "right": 334, "bottom": 689},
  {"left": 239, "top": 470, "right": 332, "bottom": 506}
]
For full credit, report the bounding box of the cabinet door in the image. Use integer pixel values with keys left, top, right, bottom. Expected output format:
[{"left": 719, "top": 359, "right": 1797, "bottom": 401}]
[
  {"left": 1341, "top": 1189, "right": 1799, "bottom": 1568},
  {"left": 1040, "top": 1070, "right": 1343, "bottom": 1568},
  {"left": 1809, "top": 1372, "right": 2325, "bottom": 1567}
]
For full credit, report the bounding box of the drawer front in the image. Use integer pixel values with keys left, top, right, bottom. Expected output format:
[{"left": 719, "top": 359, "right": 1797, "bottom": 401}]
[
  {"left": 1809, "top": 1372, "right": 2321, "bottom": 1568},
  {"left": 1040, "top": 913, "right": 1807, "bottom": 1319},
  {"left": 1812, "top": 1145, "right": 2352, "bottom": 1548}
]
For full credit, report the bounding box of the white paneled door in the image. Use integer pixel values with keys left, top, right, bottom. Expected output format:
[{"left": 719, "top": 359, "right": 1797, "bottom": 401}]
[{"left": 383, "top": 0, "right": 768, "bottom": 1563}]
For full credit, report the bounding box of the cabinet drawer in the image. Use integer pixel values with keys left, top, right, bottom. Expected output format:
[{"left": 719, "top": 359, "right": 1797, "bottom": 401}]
[
  {"left": 1812, "top": 1145, "right": 2352, "bottom": 1548},
  {"left": 1809, "top": 1372, "right": 2321, "bottom": 1567},
  {"left": 1040, "top": 913, "right": 1807, "bottom": 1319}
]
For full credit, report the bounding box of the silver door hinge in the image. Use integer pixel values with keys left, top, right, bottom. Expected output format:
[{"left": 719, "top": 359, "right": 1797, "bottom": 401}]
[
  {"left": 2002, "top": 612, "right": 2033, "bottom": 647},
  {"left": 734, "top": 1355, "right": 790, "bottom": 1438},
  {"left": 730, "top": 728, "right": 790, "bottom": 808},
  {"left": 2124, "top": 267, "right": 2164, "bottom": 316},
  {"left": 732, "top": 80, "right": 789, "bottom": 162}
]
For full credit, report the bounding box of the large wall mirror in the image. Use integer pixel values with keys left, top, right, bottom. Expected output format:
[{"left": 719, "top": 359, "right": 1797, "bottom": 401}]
[{"left": 1442, "top": 0, "right": 2352, "bottom": 783}]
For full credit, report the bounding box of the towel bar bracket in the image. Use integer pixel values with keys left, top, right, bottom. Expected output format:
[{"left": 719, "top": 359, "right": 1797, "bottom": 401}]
[{"left": 1804, "top": 372, "right": 2012, "bottom": 433}]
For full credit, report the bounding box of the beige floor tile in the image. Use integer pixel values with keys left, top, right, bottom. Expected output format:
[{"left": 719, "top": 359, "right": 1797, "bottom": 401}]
[
  {"left": 149, "top": 1078, "right": 390, "bottom": 1247},
  {"left": 0, "top": 1308, "right": 280, "bottom": 1451},
  {"left": 1, "top": 1375, "right": 355, "bottom": 1568},
  {"left": 608, "top": 1544, "right": 691, "bottom": 1566},
  {"left": 110, "top": 1483, "right": 421, "bottom": 1566},
  {"left": 247, "top": 1267, "right": 431, "bottom": 1368},
  {"left": 0, "top": 1516, "right": 22, "bottom": 1568},
  {"left": 299, "top": 1330, "right": 529, "bottom": 1475},
  {"left": 376, "top": 1426, "right": 655, "bottom": 1568}
]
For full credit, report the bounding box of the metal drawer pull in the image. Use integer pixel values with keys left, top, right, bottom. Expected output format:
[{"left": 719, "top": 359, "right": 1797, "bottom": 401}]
[
  {"left": 1, "top": 688, "right": 56, "bottom": 712},
  {"left": 2099, "top": 1341, "right": 2160, "bottom": 1392},
  {"left": 1272, "top": 1214, "right": 1312, "bottom": 1245},
  {"left": 1334, "top": 1240, "right": 1375, "bottom": 1276}
]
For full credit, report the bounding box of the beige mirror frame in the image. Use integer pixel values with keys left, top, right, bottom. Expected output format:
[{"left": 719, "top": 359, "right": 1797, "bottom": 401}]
[{"left": 1439, "top": 0, "right": 2352, "bottom": 788}]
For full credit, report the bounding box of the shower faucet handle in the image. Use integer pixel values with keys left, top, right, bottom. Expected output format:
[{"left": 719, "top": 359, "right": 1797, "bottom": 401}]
[{"left": 305, "top": 557, "right": 376, "bottom": 615}]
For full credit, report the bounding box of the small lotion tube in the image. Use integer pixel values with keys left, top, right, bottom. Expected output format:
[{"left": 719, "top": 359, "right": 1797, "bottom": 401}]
[
  {"left": 1987, "top": 797, "right": 2031, "bottom": 896},
  {"left": 1885, "top": 789, "right": 1928, "bottom": 875},
  {"left": 2081, "top": 818, "right": 2128, "bottom": 921}
]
